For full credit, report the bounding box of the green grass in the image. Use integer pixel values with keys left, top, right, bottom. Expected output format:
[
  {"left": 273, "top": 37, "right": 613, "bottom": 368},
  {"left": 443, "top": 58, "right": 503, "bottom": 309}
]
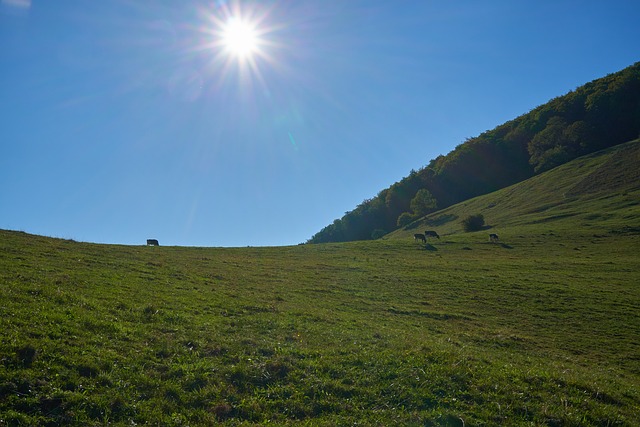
[
  {"left": 1, "top": 141, "right": 639, "bottom": 425},
  {"left": 391, "top": 139, "right": 640, "bottom": 240}
]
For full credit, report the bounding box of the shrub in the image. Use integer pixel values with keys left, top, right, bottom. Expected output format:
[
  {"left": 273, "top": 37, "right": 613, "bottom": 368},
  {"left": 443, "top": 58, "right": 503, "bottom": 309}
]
[
  {"left": 462, "top": 214, "right": 485, "bottom": 232},
  {"left": 397, "top": 212, "right": 415, "bottom": 228}
]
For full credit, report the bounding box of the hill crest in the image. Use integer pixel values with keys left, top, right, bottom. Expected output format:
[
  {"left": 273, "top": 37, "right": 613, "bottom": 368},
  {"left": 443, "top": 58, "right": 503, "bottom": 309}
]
[
  {"left": 388, "top": 139, "right": 640, "bottom": 239},
  {"left": 310, "top": 62, "right": 640, "bottom": 243}
]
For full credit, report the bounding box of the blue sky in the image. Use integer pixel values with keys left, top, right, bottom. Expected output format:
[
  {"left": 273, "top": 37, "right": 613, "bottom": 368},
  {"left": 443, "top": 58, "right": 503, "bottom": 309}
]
[{"left": 1, "top": 0, "right": 639, "bottom": 247}]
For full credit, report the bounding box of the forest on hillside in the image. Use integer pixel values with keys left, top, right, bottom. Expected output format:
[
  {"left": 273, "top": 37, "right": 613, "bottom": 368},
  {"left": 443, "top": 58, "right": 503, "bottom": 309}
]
[{"left": 309, "top": 62, "right": 640, "bottom": 244}]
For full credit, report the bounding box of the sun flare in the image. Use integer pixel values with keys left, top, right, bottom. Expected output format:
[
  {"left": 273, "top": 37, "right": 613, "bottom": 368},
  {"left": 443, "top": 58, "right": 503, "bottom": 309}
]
[
  {"left": 200, "top": 4, "right": 280, "bottom": 86},
  {"left": 221, "top": 18, "right": 259, "bottom": 59}
]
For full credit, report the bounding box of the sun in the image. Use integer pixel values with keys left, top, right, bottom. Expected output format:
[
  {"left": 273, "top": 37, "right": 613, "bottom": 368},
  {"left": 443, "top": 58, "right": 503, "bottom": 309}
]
[
  {"left": 198, "top": 4, "right": 279, "bottom": 85},
  {"left": 221, "top": 18, "right": 259, "bottom": 58}
]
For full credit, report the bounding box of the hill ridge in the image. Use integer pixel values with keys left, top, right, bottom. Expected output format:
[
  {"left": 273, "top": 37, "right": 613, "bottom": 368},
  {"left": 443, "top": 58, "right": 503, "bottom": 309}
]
[{"left": 310, "top": 61, "right": 640, "bottom": 243}]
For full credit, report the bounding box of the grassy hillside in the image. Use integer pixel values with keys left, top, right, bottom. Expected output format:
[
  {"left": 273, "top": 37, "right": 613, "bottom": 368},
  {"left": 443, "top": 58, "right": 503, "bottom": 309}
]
[
  {"left": 1, "top": 143, "right": 639, "bottom": 425},
  {"left": 391, "top": 139, "right": 640, "bottom": 239},
  {"left": 310, "top": 62, "right": 640, "bottom": 244}
]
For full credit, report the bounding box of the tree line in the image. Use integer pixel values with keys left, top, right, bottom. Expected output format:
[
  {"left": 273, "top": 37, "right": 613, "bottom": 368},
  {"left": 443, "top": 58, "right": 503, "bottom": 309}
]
[{"left": 309, "top": 62, "right": 640, "bottom": 243}]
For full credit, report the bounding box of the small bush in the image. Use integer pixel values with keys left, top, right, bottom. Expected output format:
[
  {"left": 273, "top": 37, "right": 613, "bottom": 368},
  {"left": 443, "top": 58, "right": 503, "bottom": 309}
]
[
  {"left": 397, "top": 212, "right": 414, "bottom": 228},
  {"left": 462, "top": 214, "right": 485, "bottom": 232}
]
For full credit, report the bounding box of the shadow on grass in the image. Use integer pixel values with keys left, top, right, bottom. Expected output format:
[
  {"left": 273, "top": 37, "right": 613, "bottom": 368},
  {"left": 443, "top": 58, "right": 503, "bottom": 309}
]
[
  {"left": 403, "top": 222, "right": 422, "bottom": 231},
  {"left": 425, "top": 214, "right": 458, "bottom": 227},
  {"left": 422, "top": 244, "right": 438, "bottom": 251},
  {"left": 487, "top": 242, "right": 514, "bottom": 249}
]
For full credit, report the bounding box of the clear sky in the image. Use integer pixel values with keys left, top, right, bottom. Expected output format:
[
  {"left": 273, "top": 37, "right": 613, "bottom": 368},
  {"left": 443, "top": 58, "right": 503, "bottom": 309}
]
[{"left": 1, "top": 0, "right": 639, "bottom": 247}]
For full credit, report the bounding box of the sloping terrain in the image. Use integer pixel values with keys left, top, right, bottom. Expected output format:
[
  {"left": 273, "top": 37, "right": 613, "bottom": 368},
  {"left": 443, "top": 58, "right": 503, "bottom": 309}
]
[
  {"left": 310, "top": 62, "right": 640, "bottom": 244},
  {"left": 390, "top": 139, "right": 640, "bottom": 239},
  {"left": 1, "top": 141, "right": 639, "bottom": 425}
]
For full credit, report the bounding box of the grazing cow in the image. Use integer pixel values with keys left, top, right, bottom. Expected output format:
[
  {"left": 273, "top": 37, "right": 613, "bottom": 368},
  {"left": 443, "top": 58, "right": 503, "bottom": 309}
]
[
  {"left": 147, "top": 239, "right": 159, "bottom": 246},
  {"left": 489, "top": 233, "right": 499, "bottom": 243},
  {"left": 425, "top": 230, "right": 440, "bottom": 239},
  {"left": 414, "top": 233, "right": 426, "bottom": 243}
]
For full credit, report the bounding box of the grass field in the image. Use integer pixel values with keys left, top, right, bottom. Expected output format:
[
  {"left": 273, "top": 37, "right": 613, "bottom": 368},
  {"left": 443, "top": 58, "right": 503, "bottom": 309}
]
[{"left": 1, "top": 142, "right": 639, "bottom": 425}]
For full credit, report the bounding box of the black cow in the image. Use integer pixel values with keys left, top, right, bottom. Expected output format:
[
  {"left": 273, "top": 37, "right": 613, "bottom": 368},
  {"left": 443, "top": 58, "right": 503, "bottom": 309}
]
[
  {"left": 147, "top": 239, "right": 159, "bottom": 246},
  {"left": 489, "top": 233, "right": 499, "bottom": 243},
  {"left": 414, "top": 233, "right": 426, "bottom": 243},
  {"left": 425, "top": 230, "right": 440, "bottom": 239}
]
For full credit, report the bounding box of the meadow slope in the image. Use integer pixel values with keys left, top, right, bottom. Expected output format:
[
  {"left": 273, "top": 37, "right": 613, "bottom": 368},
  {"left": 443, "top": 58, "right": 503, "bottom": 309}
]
[
  {"left": 1, "top": 142, "right": 639, "bottom": 426},
  {"left": 390, "top": 139, "right": 640, "bottom": 240}
]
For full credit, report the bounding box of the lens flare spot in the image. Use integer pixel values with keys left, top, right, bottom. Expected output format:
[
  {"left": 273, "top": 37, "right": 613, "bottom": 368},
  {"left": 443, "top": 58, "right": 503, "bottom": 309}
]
[{"left": 288, "top": 132, "right": 299, "bottom": 151}]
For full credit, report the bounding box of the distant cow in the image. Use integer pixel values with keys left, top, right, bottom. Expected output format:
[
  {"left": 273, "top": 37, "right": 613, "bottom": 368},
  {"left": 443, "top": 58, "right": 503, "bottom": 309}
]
[
  {"left": 425, "top": 230, "right": 440, "bottom": 239},
  {"left": 489, "top": 233, "right": 499, "bottom": 243},
  {"left": 414, "top": 233, "right": 426, "bottom": 243},
  {"left": 147, "top": 239, "right": 159, "bottom": 246}
]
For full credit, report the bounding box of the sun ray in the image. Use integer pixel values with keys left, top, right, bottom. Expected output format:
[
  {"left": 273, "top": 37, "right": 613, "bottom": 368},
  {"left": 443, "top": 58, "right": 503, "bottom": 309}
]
[{"left": 193, "top": 2, "right": 286, "bottom": 98}]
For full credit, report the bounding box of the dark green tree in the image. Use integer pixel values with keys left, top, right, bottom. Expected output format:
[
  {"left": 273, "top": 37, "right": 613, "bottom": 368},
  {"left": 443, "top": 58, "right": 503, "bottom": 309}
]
[
  {"left": 528, "top": 116, "right": 570, "bottom": 172},
  {"left": 409, "top": 189, "right": 438, "bottom": 218}
]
